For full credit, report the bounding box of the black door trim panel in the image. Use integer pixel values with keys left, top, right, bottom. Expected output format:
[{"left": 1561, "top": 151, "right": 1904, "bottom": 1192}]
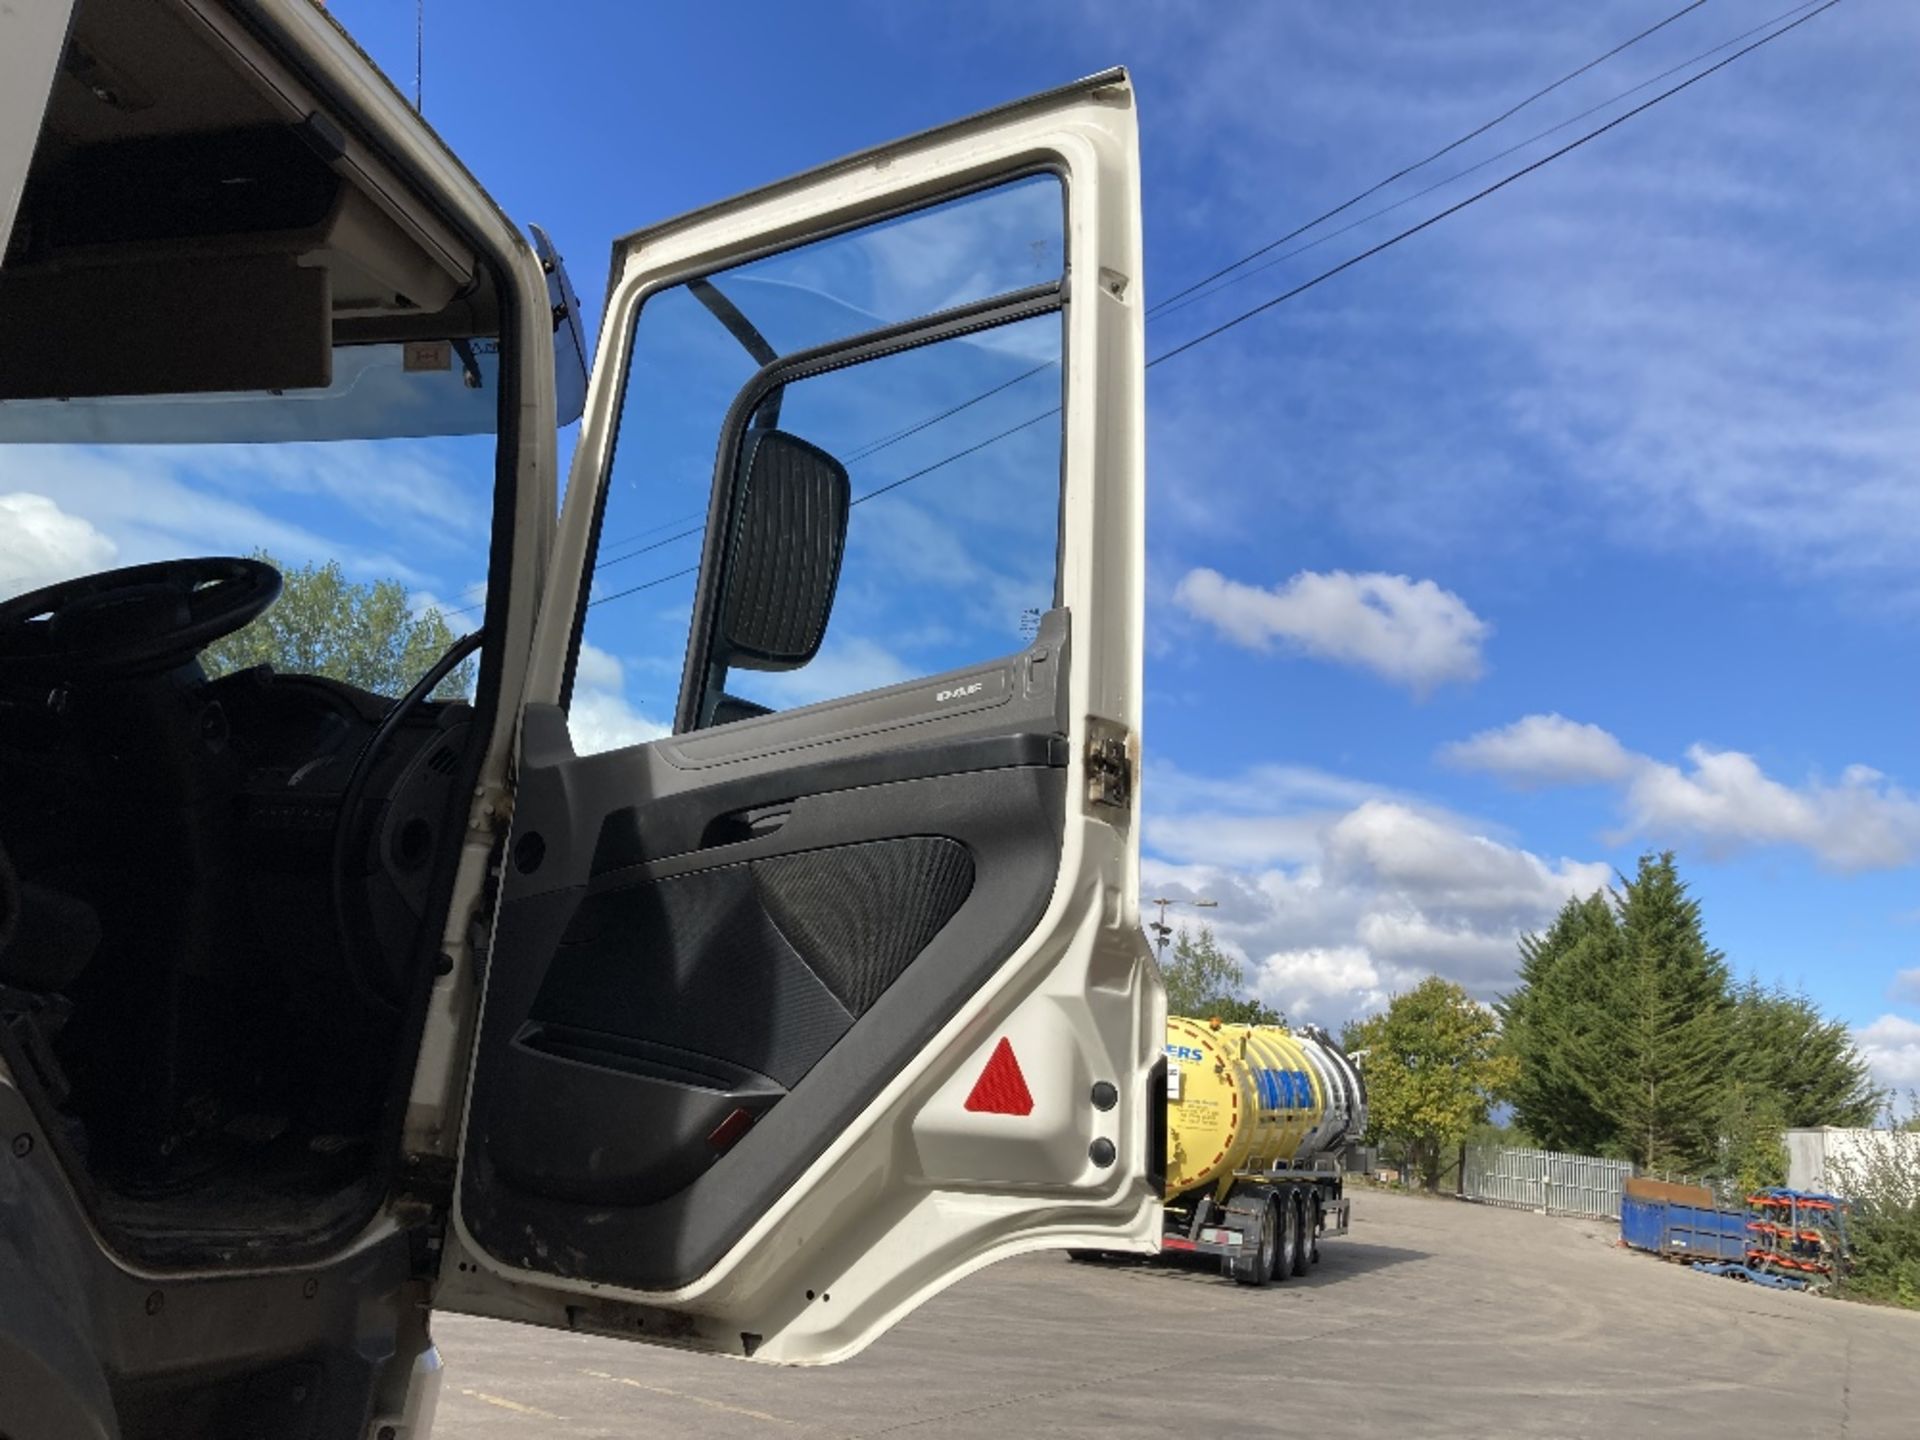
[
  {"left": 589, "top": 728, "right": 1066, "bottom": 874},
  {"left": 462, "top": 764, "right": 1064, "bottom": 1290}
]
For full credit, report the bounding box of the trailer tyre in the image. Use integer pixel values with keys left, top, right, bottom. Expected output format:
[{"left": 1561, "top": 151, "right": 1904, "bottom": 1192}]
[
  {"left": 1231, "top": 1199, "right": 1277, "bottom": 1286},
  {"left": 1269, "top": 1193, "right": 1294, "bottom": 1284},
  {"left": 1289, "top": 1192, "right": 1311, "bottom": 1276},
  {"left": 1307, "top": 1198, "right": 1322, "bottom": 1266}
]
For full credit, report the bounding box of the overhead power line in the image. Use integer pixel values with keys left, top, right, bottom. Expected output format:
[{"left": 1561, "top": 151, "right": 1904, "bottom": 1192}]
[
  {"left": 565, "top": 1, "right": 1748, "bottom": 582},
  {"left": 1152, "top": 0, "right": 1828, "bottom": 325},
  {"left": 1146, "top": 0, "right": 1839, "bottom": 371},
  {"left": 547, "top": 0, "right": 1837, "bottom": 620},
  {"left": 1147, "top": 0, "right": 1710, "bottom": 317},
  {"left": 586, "top": 564, "right": 701, "bottom": 613},
  {"left": 841, "top": 0, "right": 1723, "bottom": 474}
]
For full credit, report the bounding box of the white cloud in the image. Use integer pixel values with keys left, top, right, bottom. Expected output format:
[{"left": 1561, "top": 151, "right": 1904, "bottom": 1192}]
[
  {"left": 1252, "top": 947, "right": 1388, "bottom": 1019},
  {"left": 1021, "top": 2, "right": 1920, "bottom": 606},
  {"left": 1145, "top": 768, "right": 1609, "bottom": 1025},
  {"left": 1623, "top": 748, "right": 1920, "bottom": 872},
  {"left": 0, "top": 442, "right": 485, "bottom": 588},
  {"left": 1142, "top": 760, "right": 1399, "bottom": 868},
  {"left": 1173, "top": 567, "right": 1488, "bottom": 695},
  {"left": 1146, "top": 813, "right": 1331, "bottom": 870},
  {"left": 0, "top": 493, "right": 118, "bottom": 600},
  {"left": 1890, "top": 968, "right": 1920, "bottom": 1006},
  {"left": 1322, "top": 801, "right": 1612, "bottom": 940},
  {"left": 567, "top": 642, "right": 669, "bottom": 756},
  {"left": 1854, "top": 1014, "right": 1920, "bottom": 1092},
  {"left": 1442, "top": 713, "right": 1920, "bottom": 873},
  {"left": 1441, "top": 712, "right": 1639, "bottom": 786}
]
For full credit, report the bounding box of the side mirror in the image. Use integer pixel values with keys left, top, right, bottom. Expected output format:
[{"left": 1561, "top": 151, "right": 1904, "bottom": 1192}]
[{"left": 714, "top": 429, "right": 850, "bottom": 672}]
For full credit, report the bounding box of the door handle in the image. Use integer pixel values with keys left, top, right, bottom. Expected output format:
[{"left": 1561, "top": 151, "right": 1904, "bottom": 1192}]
[{"left": 699, "top": 802, "right": 791, "bottom": 850}]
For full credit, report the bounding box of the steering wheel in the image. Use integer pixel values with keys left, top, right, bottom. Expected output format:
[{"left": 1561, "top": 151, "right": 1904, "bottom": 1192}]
[{"left": 0, "top": 557, "right": 282, "bottom": 680}]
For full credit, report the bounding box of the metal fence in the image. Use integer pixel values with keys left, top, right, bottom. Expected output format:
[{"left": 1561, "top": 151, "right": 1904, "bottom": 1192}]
[{"left": 1462, "top": 1144, "right": 1635, "bottom": 1220}]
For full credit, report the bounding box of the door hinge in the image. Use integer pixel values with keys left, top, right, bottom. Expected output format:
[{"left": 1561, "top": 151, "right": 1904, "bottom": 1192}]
[
  {"left": 468, "top": 776, "right": 513, "bottom": 836},
  {"left": 397, "top": 1151, "right": 457, "bottom": 1208},
  {"left": 1085, "top": 716, "right": 1135, "bottom": 810}
]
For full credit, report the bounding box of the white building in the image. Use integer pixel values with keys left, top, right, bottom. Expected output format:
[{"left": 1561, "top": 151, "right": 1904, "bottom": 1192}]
[{"left": 1783, "top": 1127, "right": 1909, "bottom": 1196}]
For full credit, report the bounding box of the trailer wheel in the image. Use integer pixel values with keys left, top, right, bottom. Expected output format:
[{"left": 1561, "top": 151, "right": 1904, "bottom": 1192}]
[
  {"left": 1269, "top": 1193, "right": 1294, "bottom": 1284},
  {"left": 1231, "top": 1199, "right": 1277, "bottom": 1286},
  {"left": 1307, "top": 1197, "right": 1323, "bottom": 1265},
  {"left": 1289, "top": 1193, "right": 1311, "bottom": 1276}
]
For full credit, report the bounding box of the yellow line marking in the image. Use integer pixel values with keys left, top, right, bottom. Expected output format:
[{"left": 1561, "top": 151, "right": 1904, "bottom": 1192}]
[
  {"left": 459, "top": 1388, "right": 566, "bottom": 1419},
  {"left": 579, "top": 1368, "right": 804, "bottom": 1427}
]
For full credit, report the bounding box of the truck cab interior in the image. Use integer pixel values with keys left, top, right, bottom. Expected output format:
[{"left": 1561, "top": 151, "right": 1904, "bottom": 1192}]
[{"left": 0, "top": 0, "right": 521, "bottom": 1264}]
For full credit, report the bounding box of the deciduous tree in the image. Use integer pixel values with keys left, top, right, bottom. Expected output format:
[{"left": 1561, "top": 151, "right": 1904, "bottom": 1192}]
[
  {"left": 1155, "top": 926, "right": 1282, "bottom": 1025},
  {"left": 1348, "top": 976, "right": 1516, "bottom": 1191},
  {"left": 201, "top": 552, "right": 472, "bottom": 699}
]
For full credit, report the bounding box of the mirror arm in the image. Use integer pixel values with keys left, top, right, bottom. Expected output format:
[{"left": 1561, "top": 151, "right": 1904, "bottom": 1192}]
[{"left": 688, "top": 278, "right": 783, "bottom": 428}]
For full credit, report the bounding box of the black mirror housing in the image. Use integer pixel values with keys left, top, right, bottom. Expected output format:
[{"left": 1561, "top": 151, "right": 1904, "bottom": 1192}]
[{"left": 716, "top": 429, "right": 850, "bottom": 672}]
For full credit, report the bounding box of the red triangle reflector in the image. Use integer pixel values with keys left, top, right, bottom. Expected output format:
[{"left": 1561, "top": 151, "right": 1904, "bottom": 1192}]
[{"left": 963, "top": 1037, "right": 1034, "bottom": 1116}]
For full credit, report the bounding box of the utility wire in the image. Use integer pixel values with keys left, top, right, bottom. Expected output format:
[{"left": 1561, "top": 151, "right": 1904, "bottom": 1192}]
[
  {"left": 596, "top": 521, "right": 706, "bottom": 572},
  {"left": 561, "top": 0, "right": 1837, "bottom": 616},
  {"left": 1147, "top": 0, "right": 1838, "bottom": 371},
  {"left": 595, "top": 506, "right": 709, "bottom": 557},
  {"left": 586, "top": 564, "right": 702, "bottom": 613},
  {"left": 567, "top": 1, "right": 1720, "bottom": 584},
  {"left": 580, "top": 409, "right": 1062, "bottom": 614},
  {"left": 1151, "top": 0, "right": 1827, "bottom": 325},
  {"left": 841, "top": 1, "right": 1721, "bottom": 469},
  {"left": 1147, "top": 0, "right": 1710, "bottom": 316},
  {"left": 842, "top": 359, "right": 1054, "bottom": 464}
]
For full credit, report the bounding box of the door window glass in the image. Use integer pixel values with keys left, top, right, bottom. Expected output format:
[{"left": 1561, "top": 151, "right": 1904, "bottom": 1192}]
[{"left": 573, "top": 174, "right": 1065, "bottom": 753}]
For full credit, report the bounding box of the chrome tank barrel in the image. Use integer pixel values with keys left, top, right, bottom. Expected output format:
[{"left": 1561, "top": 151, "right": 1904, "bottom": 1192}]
[{"left": 1162, "top": 1016, "right": 1367, "bottom": 1200}]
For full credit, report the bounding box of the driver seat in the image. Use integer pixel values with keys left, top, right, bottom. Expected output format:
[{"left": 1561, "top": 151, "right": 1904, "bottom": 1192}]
[{"left": 0, "top": 846, "right": 100, "bottom": 1105}]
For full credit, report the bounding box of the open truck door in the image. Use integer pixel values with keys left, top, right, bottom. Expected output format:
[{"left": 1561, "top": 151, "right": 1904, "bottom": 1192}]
[{"left": 439, "top": 70, "right": 1162, "bottom": 1364}]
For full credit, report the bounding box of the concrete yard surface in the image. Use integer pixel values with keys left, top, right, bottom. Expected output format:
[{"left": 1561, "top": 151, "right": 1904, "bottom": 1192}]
[{"left": 430, "top": 1189, "right": 1919, "bottom": 1438}]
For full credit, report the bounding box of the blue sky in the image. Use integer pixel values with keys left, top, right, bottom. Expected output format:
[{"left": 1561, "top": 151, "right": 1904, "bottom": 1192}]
[{"left": 5, "top": 1, "right": 1916, "bottom": 1090}]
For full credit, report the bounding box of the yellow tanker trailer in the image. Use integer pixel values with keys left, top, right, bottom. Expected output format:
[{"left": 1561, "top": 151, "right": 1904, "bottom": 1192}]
[{"left": 1156, "top": 1015, "right": 1367, "bottom": 1285}]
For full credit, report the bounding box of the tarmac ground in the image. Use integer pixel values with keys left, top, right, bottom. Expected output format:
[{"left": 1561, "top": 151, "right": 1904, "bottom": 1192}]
[{"left": 431, "top": 1187, "right": 1919, "bottom": 1438}]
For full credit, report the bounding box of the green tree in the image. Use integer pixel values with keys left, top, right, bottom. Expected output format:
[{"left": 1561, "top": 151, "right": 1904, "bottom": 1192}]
[
  {"left": 201, "top": 552, "right": 472, "bottom": 699},
  {"left": 1347, "top": 976, "right": 1517, "bottom": 1191},
  {"left": 1716, "top": 1079, "right": 1790, "bottom": 1195},
  {"left": 1502, "top": 855, "right": 1881, "bottom": 1178},
  {"left": 1730, "top": 981, "right": 1881, "bottom": 1129},
  {"left": 1500, "top": 890, "right": 1623, "bottom": 1155},
  {"left": 1154, "top": 926, "right": 1282, "bottom": 1026},
  {"left": 1828, "top": 1097, "right": 1920, "bottom": 1310},
  {"left": 1597, "top": 853, "right": 1735, "bottom": 1173}
]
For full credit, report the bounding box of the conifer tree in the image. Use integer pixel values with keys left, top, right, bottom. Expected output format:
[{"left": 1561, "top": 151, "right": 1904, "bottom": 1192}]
[
  {"left": 1601, "top": 853, "right": 1734, "bottom": 1173},
  {"left": 1730, "top": 981, "right": 1881, "bottom": 1128},
  {"left": 1501, "top": 855, "right": 1880, "bottom": 1176},
  {"left": 1501, "top": 890, "right": 1621, "bottom": 1153}
]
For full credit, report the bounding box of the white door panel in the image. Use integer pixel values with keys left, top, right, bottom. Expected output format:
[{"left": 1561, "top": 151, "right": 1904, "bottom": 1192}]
[{"left": 444, "top": 70, "right": 1157, "bottom": 1364}]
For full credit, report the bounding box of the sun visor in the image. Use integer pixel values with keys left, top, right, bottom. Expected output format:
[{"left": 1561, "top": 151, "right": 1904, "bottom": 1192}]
[{"left": 0, "top": 255, "right": 332, "bottom": 400}]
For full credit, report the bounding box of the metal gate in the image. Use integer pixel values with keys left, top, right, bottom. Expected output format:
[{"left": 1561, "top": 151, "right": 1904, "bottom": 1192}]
[{"left": 1462, "top": 1145, "right": 1633, "bottom": 1220}]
